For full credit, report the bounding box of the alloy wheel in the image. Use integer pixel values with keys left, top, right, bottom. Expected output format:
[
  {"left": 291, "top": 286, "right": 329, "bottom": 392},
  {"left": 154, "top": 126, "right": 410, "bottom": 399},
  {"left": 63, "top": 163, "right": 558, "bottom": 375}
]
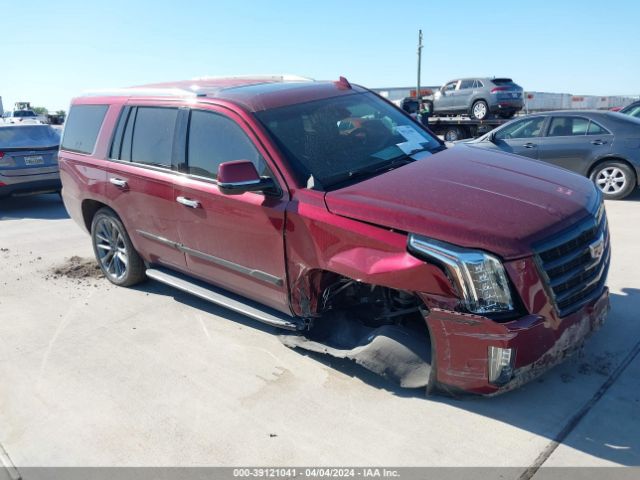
[
  {"left": 596, "top": 167, "right": 626, "bottom": 195},
  {"left": 94, "top": 217, "right": 129, "bottom": 281},
  {"left": 473, "top": 102, "right": 487, "bottom": 119}
]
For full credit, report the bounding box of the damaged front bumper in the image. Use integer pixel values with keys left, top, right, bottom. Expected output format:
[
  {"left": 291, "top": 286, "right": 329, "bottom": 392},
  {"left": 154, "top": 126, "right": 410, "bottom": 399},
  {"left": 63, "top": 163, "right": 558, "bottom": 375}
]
[{"left": 422, "top": 287, "right": 609, "bottom": 396}]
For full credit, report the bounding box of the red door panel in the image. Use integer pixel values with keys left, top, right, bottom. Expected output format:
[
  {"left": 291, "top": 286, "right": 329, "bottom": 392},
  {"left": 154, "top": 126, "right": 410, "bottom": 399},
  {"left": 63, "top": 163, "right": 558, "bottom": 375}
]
[
  {"left": 174, "top": 176, "right": 289, "bottom": 314},
  {"left": 105, "top": 162, "right": 186, "bottom": 270}
]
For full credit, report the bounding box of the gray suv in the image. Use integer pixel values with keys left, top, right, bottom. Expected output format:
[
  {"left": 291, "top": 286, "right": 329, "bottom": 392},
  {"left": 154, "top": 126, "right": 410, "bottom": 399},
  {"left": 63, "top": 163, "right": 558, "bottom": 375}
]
[{"left": 431, "top": 77, "right": 524, "bottom": 120}]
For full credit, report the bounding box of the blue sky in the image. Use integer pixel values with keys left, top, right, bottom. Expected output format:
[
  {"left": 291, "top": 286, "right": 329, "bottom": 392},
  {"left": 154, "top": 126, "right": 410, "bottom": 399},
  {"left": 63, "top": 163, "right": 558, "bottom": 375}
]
[{"left": 1, "top": 0, "right": 638, "bottom": 111}]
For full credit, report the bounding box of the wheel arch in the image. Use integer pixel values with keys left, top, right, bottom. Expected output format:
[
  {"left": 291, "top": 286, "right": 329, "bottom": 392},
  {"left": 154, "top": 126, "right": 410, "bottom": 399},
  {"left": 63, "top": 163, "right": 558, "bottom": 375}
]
[
  {"left": 472, "top": 97, "right": 489, "bottom": 107},
  {"left": 470, "top": 98, "right": 490, "bottom": 119},
  {"left": 587, "top": 156, "right": 639, "bottom": 186},
  {"left": 81, "top": 199, "right": 110, "bottom": 232}
]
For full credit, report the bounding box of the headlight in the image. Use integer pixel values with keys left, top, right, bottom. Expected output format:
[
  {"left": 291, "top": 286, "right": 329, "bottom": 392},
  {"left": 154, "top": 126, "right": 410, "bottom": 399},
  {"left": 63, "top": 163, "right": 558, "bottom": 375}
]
[{"left": 408, "top": 234, "right": 513, "bottom": 314}]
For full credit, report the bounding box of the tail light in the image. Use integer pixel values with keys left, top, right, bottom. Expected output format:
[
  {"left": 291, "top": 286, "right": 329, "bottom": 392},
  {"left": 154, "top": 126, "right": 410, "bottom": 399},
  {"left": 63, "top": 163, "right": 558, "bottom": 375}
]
[
  {"left": 491, "top": 87, "right": 509, "bottom": 93},
  {"left": 0, "top": 152, "right": 16, "bottom": 167}
]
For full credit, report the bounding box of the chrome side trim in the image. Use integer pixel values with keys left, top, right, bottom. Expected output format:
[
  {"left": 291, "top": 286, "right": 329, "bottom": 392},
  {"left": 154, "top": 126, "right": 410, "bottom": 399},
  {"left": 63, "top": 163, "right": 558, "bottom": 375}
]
[
  {"left": 136, "top": 229, "right": 283, "bottom": 287},
  {"left": 219, "top": 179, "right": 261, "bottom": 187},
  {"left": 136, "top": 230, "right": 180, "bottom": 249}
]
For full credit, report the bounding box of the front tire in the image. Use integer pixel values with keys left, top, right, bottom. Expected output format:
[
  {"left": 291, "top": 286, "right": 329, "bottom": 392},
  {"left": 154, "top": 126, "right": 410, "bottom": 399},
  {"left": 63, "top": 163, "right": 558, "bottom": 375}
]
[
  {"left": 590, "top": 161, "right": 636, "bottom": 200},
  {"left": 91, "top": 207, "right": 146, "bottom": 286},
  {"left": 470, "top": 100, "right": 489, "bottom": 120}
]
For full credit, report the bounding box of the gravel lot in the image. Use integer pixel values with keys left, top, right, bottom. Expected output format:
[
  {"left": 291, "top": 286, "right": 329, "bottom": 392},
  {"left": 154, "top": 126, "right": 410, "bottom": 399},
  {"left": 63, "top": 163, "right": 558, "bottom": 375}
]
[{"left": 0, "top": 191, "right": 639, "bottom": 477}]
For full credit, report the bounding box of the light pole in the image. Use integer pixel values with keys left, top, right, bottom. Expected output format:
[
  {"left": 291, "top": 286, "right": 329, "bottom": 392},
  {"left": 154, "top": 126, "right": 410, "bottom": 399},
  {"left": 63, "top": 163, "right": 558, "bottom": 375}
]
[{"left": 417, "top": 29, "right": 423, "bottom": 104}]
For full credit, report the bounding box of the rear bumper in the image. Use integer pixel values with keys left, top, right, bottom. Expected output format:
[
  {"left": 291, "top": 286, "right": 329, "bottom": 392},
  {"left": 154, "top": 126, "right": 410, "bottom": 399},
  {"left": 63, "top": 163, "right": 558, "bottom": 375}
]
[
  {"left": 422, "top": 287, "right": 609, "bottom": 396},
  {"left": 489, "top": 101, "right": 524, "bottom": 112},
  {"left": 0, "top": 172, "right": 62, "bottom": 197}
]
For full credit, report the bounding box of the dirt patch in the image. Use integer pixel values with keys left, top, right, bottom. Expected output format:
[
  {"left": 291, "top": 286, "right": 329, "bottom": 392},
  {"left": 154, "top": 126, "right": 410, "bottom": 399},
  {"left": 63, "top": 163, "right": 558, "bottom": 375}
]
[{"left": 49, "top": 256, "right": 104, "bottom": 280}]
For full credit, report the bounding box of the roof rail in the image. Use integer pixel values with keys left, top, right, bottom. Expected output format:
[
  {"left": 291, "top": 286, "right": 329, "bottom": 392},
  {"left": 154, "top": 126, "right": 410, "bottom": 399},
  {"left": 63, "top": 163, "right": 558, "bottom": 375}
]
[
  {"left": 191, "top": 74, "right": 315, "bottom": 83},
  {"left": 81, "top": 75, "right": 315, "bottom": 99},
  {"left": 82, "top": 87, "right": 197, "bottom": 98}
]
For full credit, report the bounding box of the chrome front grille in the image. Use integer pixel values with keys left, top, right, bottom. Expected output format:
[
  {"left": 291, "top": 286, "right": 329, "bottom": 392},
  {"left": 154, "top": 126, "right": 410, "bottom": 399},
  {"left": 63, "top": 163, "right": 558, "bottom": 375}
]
[{"left": 534, "top": 203, "right": 610, "bottom": 317}]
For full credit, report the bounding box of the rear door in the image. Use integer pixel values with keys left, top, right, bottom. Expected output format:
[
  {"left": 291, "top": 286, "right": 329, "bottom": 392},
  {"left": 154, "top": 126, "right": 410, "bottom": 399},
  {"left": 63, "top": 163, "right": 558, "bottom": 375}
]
[
  {"left": 451, "top": 79, "right": 475, "bottom": 112},
  {"left": 538, "top": 116, "right": 613, "bottom": 173},
  {"left": 173, "top": 106, "right": 290, "bottom": 314},
  {"left": 491, "top": 116, "right": 546, "bottom": 159},
  {"left": 105, "top": 104, "right": 187, "bottom": 270}
]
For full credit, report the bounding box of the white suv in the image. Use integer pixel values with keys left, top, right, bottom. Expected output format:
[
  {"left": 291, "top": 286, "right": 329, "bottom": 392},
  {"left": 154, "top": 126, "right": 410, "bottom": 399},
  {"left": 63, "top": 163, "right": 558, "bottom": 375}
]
[{"left": 2, "top": 110, "right": 42, "bottom": 124}]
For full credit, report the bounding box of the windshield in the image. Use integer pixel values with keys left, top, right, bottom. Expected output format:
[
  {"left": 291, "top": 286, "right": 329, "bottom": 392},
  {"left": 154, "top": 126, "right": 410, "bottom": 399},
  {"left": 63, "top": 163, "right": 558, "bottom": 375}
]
[
  {"left": 621, "top": 104, "right": 640, "bottom": 118},
  {"left": 255, "top": 92, "right": 442, "bottom": 190},
  {"left": 0, "top": 125, "right": 60, "bottom": 148},
  {"left": 13, "top": 110, "right": 37, "bottom": 118}
]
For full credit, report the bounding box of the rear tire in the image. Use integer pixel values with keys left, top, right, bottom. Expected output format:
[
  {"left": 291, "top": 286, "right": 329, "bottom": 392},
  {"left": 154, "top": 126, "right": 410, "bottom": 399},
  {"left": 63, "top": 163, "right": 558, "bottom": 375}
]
[
  {"left": 470, "top": 100, "right": 489, "bottom": 120},
  {"left": 91, "top": 207, "right": 146, "bottom": 286},
  {"left": 498, "top": 110, "right": 516, "bottom": 119},
  {"left": 589, "top": 161, "right": 636, "bottom": 200}
]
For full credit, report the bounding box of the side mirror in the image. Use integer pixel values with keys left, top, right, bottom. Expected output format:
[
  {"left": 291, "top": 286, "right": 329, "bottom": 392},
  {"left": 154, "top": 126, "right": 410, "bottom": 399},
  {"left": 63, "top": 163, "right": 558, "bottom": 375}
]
[{"left": 217, "top": 160, "right": 278, "bottom": 196}]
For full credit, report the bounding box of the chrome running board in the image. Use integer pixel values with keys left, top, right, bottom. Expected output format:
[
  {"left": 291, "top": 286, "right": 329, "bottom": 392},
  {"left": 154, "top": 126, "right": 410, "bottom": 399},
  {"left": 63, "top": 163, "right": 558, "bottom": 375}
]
[{"left": 146, "top": 267, "right": 305, "bottom": 331}]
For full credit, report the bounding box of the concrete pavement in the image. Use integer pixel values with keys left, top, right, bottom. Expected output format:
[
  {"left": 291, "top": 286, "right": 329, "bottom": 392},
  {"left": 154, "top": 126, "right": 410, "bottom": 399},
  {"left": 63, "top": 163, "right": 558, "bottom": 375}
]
[{"left": 0, "top": 192, "right": 638, "bottom": 477}]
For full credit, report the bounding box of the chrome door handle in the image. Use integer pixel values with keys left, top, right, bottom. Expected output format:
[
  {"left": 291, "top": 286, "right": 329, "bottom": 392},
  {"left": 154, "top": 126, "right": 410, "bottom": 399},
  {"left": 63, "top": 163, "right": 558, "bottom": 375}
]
[
  {"left": 523, "top": 143, "right": 537, "bottom": 148},
  {"left": 591, "top": 139, "right": 607, "bottom": 145},
  {"left": 109, "top": 178, "right": 128, "bottom": 188},
  {"left": 176, "top": 196, "right": 201, "bottom": 208}
]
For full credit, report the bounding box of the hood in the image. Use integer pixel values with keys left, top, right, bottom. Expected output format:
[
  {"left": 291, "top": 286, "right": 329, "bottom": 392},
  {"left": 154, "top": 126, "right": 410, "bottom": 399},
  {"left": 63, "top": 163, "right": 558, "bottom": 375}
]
[{"left": 324, "top": 146, "right": 600, "bottom": 259}]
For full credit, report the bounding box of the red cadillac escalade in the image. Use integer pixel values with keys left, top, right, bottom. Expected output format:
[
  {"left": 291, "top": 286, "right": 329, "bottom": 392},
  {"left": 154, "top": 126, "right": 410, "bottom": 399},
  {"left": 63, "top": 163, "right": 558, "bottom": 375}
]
[{"left": 59, "top": 75, "right": 610, "bottom": 395}]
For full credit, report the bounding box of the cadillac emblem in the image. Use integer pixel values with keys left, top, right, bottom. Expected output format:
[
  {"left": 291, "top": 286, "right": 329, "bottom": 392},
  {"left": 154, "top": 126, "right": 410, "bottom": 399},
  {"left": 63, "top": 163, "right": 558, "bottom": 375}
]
[{"left": 589, "top": 234, "right": 605, "bottom": 262}]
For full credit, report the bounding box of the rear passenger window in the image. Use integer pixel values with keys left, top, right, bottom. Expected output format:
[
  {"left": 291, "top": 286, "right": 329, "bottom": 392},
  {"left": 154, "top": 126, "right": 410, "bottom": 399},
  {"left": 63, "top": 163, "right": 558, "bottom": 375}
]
[
  {"left": 186, "top": 110, "right": 267, "bottom": 180},
  {"left": 459, "top": 80, "right": 474, "bottom": 89},
  {"left": 110, "top": 106, "right": 178, "bottom": 167},
  {"left": 548, "top": 117, "right": 589, "bottom": 137},
  {"left": 130, "top": 107, "right": 178, "bottom": 167},
  {"left": 61, "top": 105, "right": 108, "bottom": 154}
]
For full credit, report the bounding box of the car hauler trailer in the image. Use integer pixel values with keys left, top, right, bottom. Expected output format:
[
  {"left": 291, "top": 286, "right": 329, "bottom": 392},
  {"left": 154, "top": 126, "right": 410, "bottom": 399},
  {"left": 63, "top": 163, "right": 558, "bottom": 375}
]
[
  {"left": 427, "top": 116, "right": 511, "bottom": 141},
  {"left": 396, "top": 96, "right": 511, "bottom": 141}
]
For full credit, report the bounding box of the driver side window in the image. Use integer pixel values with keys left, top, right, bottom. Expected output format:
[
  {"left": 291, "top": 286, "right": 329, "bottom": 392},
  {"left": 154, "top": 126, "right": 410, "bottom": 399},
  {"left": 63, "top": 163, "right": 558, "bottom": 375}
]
[
  {"left": 494, "top": 117, "right": 545, "bottom": 140},
  {"left": 443, "top": 81, "right": 458, "bottom": 92},
  {"left": 187, "top": 110, "right": 268, "bottom": 180}
]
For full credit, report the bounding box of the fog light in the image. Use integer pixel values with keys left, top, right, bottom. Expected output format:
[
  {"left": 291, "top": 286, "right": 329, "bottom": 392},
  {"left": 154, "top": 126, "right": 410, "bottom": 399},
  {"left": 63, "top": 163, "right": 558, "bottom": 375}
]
[{"left": 488, "top": 346, "right": 515, "bottom": 385}]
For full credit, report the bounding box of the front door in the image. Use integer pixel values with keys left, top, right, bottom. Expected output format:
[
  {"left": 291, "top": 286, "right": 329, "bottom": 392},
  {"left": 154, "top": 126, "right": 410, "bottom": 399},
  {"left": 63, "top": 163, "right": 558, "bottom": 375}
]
[
  {"left": 173, "top": 107, "right": 290, "bottom": 314},
  {"left": 491, "top": 116, "right": 546, "bottom": 160},
  {"left": 434, "top": 81, "right": 458, "bottom": 112},
  {"left": 105, "top": 104, "right": 186, "bottom": 270}
]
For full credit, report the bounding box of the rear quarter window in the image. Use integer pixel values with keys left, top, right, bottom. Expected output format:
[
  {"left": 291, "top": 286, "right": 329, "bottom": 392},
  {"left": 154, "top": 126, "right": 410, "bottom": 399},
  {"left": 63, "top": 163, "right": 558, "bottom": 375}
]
[{"left": 61, "top": 105, "right": 109, "bottom": 154}]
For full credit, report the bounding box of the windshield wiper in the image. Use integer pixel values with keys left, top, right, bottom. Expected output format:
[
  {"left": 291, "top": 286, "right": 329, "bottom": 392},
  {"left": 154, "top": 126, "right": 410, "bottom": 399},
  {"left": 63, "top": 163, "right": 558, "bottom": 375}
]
[{"left": 324, "top": 155, "right": 417, "bottom": 189}]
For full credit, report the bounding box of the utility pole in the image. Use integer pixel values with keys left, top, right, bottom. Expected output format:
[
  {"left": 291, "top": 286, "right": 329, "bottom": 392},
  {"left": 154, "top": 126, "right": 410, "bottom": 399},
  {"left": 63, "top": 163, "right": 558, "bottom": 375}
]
[{"left": 416, "top": 29, "right": 423, "bottom": 103}]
